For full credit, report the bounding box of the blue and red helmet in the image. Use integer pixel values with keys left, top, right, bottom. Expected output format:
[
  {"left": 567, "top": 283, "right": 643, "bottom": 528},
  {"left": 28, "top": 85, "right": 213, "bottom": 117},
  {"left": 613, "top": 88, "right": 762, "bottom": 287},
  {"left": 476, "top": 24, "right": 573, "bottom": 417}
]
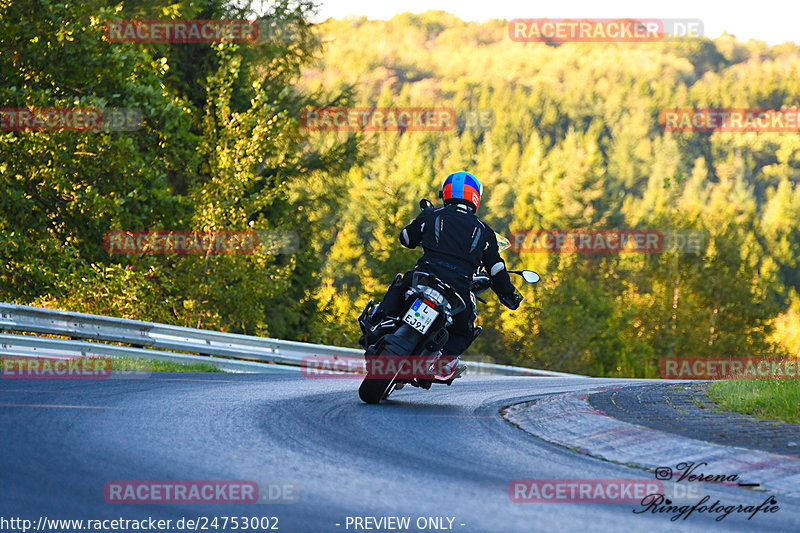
[{"left": 439, "top": 171, "right": 483, "bottom": 212}]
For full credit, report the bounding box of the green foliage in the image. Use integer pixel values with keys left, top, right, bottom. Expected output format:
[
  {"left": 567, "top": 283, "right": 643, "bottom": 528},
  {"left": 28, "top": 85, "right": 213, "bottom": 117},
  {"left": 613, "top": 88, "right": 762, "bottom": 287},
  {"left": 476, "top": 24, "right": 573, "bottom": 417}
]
[
  {"left": 4, "top": 5, "right": 800, "bottom": 377},
  {"left": 302, "top": 12, "right": 800, "bottom": 376},
  {"left": 0, "top": 0, "right": 359, "bottom": 335},
  {"left": 707, "top": 379, "right": 800, "bottom": 424},
  {"left": 109, "top": 356, "right": 226, "bottom": 373},
  {"left": 0, "top": 0, "right": 193, "bottom": 301}
]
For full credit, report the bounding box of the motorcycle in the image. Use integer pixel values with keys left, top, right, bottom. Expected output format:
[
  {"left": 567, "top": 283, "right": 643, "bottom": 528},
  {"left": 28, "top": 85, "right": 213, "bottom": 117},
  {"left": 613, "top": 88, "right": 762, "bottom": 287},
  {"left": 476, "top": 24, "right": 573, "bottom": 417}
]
[{"left": 357, "top": 201, "right": 540, "bottom": 404}]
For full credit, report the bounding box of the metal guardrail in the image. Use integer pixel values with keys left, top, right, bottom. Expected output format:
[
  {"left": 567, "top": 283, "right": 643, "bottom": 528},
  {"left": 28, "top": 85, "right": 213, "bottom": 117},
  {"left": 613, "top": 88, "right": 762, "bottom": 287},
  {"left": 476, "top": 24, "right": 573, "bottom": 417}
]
[
  {"left": 0, "top": 303, "right": 584, "bottom": 377},
  {"left": 0, "top": 333, "right": 298, "bottom": 374}
]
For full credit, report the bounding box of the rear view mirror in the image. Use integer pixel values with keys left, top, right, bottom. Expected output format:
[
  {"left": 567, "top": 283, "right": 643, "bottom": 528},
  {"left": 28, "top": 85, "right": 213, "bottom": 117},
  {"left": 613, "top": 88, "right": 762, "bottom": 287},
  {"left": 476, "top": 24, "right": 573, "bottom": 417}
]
[
  {"left": 521, "top": 270, "right": 540, "bottom": 283},
  {"left": 420, "top": 198, "right": 434, "bottom": 211},
  {"left": 507, "top": 270, "right": 540, "bottom": 283}
]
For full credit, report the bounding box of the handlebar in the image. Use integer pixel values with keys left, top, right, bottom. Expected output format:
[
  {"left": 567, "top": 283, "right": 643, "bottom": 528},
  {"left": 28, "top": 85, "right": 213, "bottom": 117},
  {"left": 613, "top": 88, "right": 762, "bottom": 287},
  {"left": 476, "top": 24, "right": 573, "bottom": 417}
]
[{"left": 471, "top": 275, "right": 491, "bottom": 295}]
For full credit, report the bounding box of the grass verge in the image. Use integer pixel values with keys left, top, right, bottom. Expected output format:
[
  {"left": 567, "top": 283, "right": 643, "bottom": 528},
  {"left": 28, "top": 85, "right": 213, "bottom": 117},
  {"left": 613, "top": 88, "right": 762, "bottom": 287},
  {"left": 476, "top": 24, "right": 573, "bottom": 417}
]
[
  {"left": 706, "top": 380, "right": 800, "bottom": 424},
  {"left": 110, "top": 356, "right": 225, "bottom": 373}
]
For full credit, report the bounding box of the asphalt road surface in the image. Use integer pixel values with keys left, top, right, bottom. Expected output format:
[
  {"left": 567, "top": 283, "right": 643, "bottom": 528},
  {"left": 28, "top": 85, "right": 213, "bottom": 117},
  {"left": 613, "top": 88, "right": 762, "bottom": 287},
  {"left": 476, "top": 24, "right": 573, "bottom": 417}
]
[{"left": 1, "top": 373, "right": 797, "bottom": 532}]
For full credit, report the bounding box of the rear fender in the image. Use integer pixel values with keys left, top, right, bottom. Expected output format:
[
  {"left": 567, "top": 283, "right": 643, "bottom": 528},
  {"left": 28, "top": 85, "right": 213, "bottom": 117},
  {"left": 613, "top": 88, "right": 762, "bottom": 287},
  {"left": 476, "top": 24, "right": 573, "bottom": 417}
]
[{"left": 389, "top": 324, "right": 423, "bottom": 354}]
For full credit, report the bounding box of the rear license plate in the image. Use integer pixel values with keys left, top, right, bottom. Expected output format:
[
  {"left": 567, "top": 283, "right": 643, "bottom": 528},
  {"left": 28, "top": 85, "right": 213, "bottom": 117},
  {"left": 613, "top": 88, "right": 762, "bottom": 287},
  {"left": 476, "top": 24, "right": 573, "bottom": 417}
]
[{"left": 402, "top": 299, "right": 439, "bottom": 334}]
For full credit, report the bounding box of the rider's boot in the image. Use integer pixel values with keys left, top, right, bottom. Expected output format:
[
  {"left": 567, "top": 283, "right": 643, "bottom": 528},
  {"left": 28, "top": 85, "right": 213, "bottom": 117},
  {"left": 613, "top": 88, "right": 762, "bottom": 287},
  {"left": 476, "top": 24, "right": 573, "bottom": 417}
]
[{"left": 359, "top": 312, "right": 401, "bottom": 353}]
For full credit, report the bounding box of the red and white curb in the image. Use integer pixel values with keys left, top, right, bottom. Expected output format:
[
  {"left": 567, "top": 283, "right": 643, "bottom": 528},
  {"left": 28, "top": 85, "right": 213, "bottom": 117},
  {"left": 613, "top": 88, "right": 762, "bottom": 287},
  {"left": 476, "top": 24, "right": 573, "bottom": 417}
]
[{"left": 503, "top": 389, "right": 800, "bottom": 497}]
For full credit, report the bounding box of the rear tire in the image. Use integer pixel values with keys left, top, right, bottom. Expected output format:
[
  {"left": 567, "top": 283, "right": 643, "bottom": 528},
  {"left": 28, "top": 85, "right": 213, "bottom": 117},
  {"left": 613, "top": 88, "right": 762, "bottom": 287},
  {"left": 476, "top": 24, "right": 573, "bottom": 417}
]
[
  {"left": 358, "top": 374, "right": 394, "bottom": 404},
  {"left": 358, "top": 334, "right": 410, "bottom": 404}
]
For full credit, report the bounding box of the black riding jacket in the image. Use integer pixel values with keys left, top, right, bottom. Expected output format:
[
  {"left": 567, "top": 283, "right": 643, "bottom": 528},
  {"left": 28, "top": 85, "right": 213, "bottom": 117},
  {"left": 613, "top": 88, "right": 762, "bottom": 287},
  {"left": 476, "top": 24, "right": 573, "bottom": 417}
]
[{"left": 399, "top": 203, "right": 516, "bottom": 297}]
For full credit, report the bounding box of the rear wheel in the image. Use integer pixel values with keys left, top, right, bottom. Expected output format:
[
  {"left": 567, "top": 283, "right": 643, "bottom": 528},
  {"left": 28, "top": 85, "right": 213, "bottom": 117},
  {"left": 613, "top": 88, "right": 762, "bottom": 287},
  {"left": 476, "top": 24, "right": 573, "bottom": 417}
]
[
  {"left": 358, "top": 372, "right": 394, "bottom": 404},
  {"left": 358, "top": 324, "right": 419, "bottom": 404},
  {"left": 358, "top": 332, "right": 413, "bottom": 404}
]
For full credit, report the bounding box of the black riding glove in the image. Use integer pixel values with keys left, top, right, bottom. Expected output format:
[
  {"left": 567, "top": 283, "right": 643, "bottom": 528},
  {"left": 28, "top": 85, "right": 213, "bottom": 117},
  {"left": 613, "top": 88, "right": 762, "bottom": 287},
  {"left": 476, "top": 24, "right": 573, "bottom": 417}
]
[{"left": 498, "top": 290, "right": 523, "bottom": 310}]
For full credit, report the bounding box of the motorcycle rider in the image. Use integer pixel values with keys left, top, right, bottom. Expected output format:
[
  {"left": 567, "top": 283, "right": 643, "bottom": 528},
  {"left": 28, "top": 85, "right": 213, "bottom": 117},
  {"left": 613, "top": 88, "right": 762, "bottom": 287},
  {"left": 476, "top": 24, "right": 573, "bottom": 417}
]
[{"left": 360, "top": 171, "right": 524, "bottom": 370}]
